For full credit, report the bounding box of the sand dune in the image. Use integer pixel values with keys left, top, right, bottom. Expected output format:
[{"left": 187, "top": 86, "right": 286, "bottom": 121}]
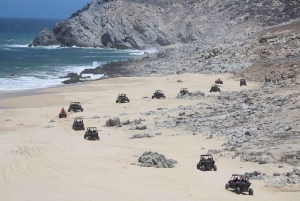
[{"left": 0, "top": 74, "right": 299, "bottom": 201}]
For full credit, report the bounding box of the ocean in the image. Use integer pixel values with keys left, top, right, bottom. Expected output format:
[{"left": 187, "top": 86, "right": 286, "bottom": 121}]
[{"left": 0, "top": 18, "right": 147, "bottom": 91}]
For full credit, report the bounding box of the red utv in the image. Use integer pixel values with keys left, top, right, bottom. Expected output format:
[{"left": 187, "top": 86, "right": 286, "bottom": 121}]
[
  {"left": 225, "top": 174, "right": 253, "bottom": 195},
  {"left": 59, "top": 110, "right": 67, "bottom": 118},
  {"left": 215, "top": 78, "right": 223, "bottom": 84},
  {"left": 196, "top": 154, "right": 217, "bottom": 171}
]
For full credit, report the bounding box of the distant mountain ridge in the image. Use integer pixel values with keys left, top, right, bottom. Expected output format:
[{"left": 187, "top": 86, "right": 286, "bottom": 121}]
[{"left": 29, "top": 0, "right": 300, "bottom": 49}]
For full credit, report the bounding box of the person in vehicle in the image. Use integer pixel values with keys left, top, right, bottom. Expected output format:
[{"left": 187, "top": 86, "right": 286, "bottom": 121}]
[{"left": 61, "top": 108, "right": 66, "bottom": 113}]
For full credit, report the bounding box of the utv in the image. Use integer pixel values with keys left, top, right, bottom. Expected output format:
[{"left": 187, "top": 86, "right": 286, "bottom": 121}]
[
  {"left": 84, "top": 127, "right": 100, "bottom": 140},
  {"left": 210, "top": 84, "right": 221, "bottom": 92},
  {"left": 179, "top": 88, "right": 189, "bottom": 96},
  {"left": 116, "top": 94, "right": 130, "bottom": 103},
  {"left": 72, "top": 118, "right": 85, "bottom": 130},
  {"left": 215, "top": 78, "right": 223, "bottom": 84},
  {"left": 196, "top": 154, "right": 217, "bottom": 171},
  {"left": 240, "top": 79, "right": 247, "bottom": 86},
  {"left": 152, "top": 90, "right": 166, "bottom": 99},
  {"left": 225, "top": 174, "right": 253, "bottom": 195},
  {"left": 68, "top": 102, "right": 84, "bottom": 112}
]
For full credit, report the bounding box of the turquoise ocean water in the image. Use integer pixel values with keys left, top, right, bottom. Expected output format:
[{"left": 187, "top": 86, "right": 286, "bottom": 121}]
[{"left": 0, "top": 18, "right": 145, "bottom": 91}]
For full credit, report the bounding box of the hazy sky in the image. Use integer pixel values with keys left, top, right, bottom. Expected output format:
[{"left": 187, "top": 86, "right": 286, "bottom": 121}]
[{"left": 0, "top": 0, "right": 91, "bottom": 19}]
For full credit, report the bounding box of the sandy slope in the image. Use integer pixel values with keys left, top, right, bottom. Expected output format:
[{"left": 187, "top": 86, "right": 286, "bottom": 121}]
[{"left": 0, "top": 74, "right": 299, "bottom": 201}]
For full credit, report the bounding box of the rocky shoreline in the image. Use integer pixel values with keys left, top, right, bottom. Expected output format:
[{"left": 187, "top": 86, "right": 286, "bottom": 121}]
[{"left": 34, "top": 0, "right": 300, "bottom": 169}]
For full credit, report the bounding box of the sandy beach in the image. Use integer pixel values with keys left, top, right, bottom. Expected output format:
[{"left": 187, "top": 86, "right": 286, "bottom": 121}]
[{"left": 0, "top": 73, "right": 299, "bottom": 201}]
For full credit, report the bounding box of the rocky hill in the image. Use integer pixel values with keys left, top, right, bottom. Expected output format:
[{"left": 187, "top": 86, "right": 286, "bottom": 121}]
[{"left": 29, "top": 0, "right": 300, "bottom": 49}]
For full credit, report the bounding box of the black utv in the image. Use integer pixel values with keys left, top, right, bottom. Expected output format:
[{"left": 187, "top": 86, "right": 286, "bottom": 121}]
[
  {"left": 73, "top": 118, "right": 85, "bottom": 130},
  {"left": 179, "top": 88, "right": 189, "bottom": 96},
  {"left": 210, "top": 84, "right": 221, "bottom": 92},
  {"left": 116, "top": 94, "right": 130, "bottom": 103},
  {"left": 152, "top": 90, "right": 166, "bottom": 99},
  {"left": 68, "top": 102, "right": 84, "bottom": 112},
  {"left": 84, "top": 127, "right": 100, "bottom": 140},
  {"left": 225, "top": 174, "right": 253, "bottom": 195},
  {"left": 196, "top": 154, "right": 217, "bottom": 171},
  {"left": 240, "top": 79, "right": 247, "bottom": 86}
]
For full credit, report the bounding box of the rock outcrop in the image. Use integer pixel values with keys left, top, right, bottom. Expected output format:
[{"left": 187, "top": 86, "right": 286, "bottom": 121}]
[{"left": 30, "top": 0, "right": 300, "bottom": 50}]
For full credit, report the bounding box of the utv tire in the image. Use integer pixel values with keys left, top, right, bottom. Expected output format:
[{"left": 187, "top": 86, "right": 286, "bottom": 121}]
[
  {"left": 128, "top": 99, "right": 130, "bottom": 103},
  {"left": 81, "top": 109, "right": 83, "bottom": 112},
  {"left": 152, "top": 96, "right": 154, "bottom": 99},
  {"left": 73, "top": 125, "right": 76, "bottom": 130},
  {"left": 82, "top": 126, "right": 85, "bottom": 130},
  {"left": 249, "top": 188, "right": 253, "bottom": 196},
  {"left": 116, "top": 100, "right": 118, "bottom": 103},
  {"left": 74, "top": 109, "right": 77, "bottom": 112},
  {"left": 201, "top": 166, "right": 205, "bottom": 171},
  {"left": 197, "top": 164, "right": 200, "bottom": 170},
  {"left": 68, "top": 109, "right": 70, "bottom": 112},
  {"left": 163, "top": 96, "right": 166, "bottom": 99},
  {"left": 235, "top": 187, "right": 240, "bottom": 194},
  {"left": 214, "top": 165, "right": 217, "bottom": 171},
  {"left": 210, "top": 90, "right": 212, "bottom": 92},
  {"left": 225, "top": 183, "right": 229, "bottom": 190}
]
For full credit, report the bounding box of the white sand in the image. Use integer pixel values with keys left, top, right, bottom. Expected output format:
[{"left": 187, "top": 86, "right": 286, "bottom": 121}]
[{"left": 0, "top": 74, "right": 299, "bottom": 201}]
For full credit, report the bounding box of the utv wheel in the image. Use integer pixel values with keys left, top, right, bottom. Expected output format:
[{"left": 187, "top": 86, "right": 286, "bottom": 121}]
[
  {"left": 74, "top": 109, "right": 77, "bottom": 112},
  {"left": 163, "top": 96, "right": 166, "bottom": 99},
  {"left": 225, "top": 183, "right": 229, "bottom": 190},
  {"left": 73, "top": 125, "right": 76, "bottom": 130},
  {"left": 116, "top": 100, "right": 118, "bottom": 103},
  {"left": 81, "top": 109, "right": 83, "bottom": 112},
  {"left": 152, "top": 96, "right": 154, "bottom": 99},
  {"left": 128, "top": 99, "right": 130, "bottom": 103},
  {"left": 68, "top": 109, "right": 70, "bottom": 112},
  {"left": 214, "top": 165, "right": 217, "bottom": 171},
  {"left": 201, "top": 166, "right": 205, "bottom": 171},
  {"left": 249, "top": 188, "right": 253, "bottom": 196},
  {"left": 197, "top": 164, "right": 200, "bottom": 170},
  {"left": 209, "top": 90, "right": 212, "bottom": 92},
  {"left": 82, "top": 126, "right": 85, "bottom": 130},
  {"left": 235, "top": 187, "right": 240, "bottom": 194}
]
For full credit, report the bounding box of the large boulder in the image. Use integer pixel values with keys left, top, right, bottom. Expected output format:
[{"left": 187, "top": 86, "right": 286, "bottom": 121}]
[
  {"left": 106, "top": 116, "right": 121, "bottom": 127},
  {"left": 138, "top": 151, "right": 177, "bottom": 168},
  {"left": 258, "top": 155, "right": 274, "bottom": 164}
]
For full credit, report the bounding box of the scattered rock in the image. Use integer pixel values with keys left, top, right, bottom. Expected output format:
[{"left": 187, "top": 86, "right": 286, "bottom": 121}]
[
  {"left": 134, "top": 118, "right": 141, "bottom": 124},
  {"left": 43, "top": 125, "right": 54, "bottom": 129},
  {"left": 49, "top": 119, "right": 56, "bottom": 123},
  {"left": 284, "top": 125, "right": 292, "bottom": 131},
  {"left": 136, "top": 124, "right": 147, "bottom": 130},
  {"left": 179, "top": 112, "right": 185, "bottom": 116},
  {"left": 273, "top": 172, "right": 281, "bottom": 176},
  {"left": 130, "top": 133, "right": 154, "bottom": 139}
]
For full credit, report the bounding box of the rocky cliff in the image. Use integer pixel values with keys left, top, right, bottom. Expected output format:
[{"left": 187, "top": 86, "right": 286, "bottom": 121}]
[{"left": 29, "top": 0, "right": 300, "bottom": 49}]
